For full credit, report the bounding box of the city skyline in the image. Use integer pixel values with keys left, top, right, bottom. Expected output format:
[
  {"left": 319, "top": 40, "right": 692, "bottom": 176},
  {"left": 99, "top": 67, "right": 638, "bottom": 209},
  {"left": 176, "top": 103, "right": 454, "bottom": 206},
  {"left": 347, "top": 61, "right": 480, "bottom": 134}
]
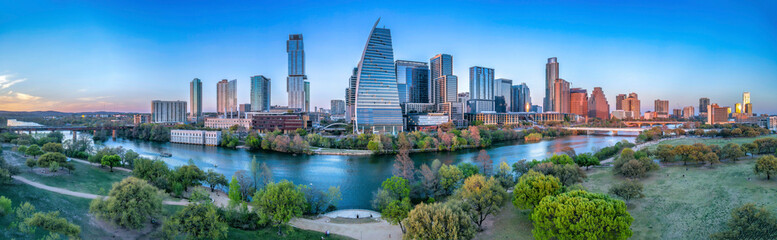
[{"left": 1, "top": 1, "right": 776, "bottom": 114}]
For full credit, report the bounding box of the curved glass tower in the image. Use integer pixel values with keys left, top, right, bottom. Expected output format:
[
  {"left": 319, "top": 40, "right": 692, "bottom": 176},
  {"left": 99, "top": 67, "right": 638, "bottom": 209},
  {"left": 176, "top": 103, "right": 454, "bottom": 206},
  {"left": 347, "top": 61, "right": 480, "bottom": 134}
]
[{"left": 354, "top": 18, "right": 403, "bottom": 134}]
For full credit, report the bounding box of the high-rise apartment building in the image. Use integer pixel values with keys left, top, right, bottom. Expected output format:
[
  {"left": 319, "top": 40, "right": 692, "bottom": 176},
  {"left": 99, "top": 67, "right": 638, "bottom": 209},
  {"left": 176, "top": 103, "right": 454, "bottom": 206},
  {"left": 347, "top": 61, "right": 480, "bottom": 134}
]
[
  {"left": 707, "top": 104, "right": 730, "bottom": 124},
  {"left": 699, "top": 97, "right": 710, "bottom": 115},
  {"left": 511, "top": 83, "right": 531, "bottom": 112},
  {"left": 743, "top": 92, "right": 752, "bottom": 114},
  {"left": 495, "top": 78, "right": 513, "bottom": 111},
  {"left": 553, "top": 79, "right": 570, "bottom": 113},
  {"left": 616, "top": 93, "right": 640, "bottom": 118},
  {"left": 437, "top": 75, "right": 458, "bottom": 103},
  {"left": 457, "top": 92, "right": 470, "bottom": 113},
  {"left": 745, "top": 103, "right": 752, "bottom": 115},
  {"left": 304, "top": 81, "right": 310, "bottom": 112},
  {"left": 250, "top": 75, "right": 271, "bottom": 112},
  {"left": 682, "top": 106, "right": 695, "bottom": 119},
  {"left": 735, "top": 103, "right": 742, "bottom": 114},
  {"left": 353, "top": 19, "right": 403, "bottom": 133},
  {"left": 345, "top": 67, "right": 358, "bottom": 123},
  {"left": 189, "top": 78, "right": 202, "bottom": 122},
  {"left": 331, "top": 100, "right": 346, "bottom": 115},
  {"left": 430, "top": 54, "right": 455, "bottom": 105},
  {"left": 151, "top": 100, "right": 187, "bottom": 123},
  {"left": 395, "top": 60, "right": 430, "bottom": 103},
  {"left": 287, "top": 34, "right": 307, "bottom": 111},
  {"left": 588, "top": 87, "right": 610, "bottom": 120},
  {"left": 654, "top": 99, "right": 669, "bottom": 117},
  {"left": 570, "top": 88, "right": 588, "bottom": 117},
  {"left": 544, "top": 57, "right": 559, "bottom": 112},
  {"left": 217, "top": 79, "right": 237, "bottom": 118},
  {"left": 673, "top": 109, "right": 682, "bottom": 118},
  {"left": 468, "top": 66, "right": 495, "bottom": 113},
  {"left": 615, "top": 94, "right": 626, "bottom": 110}
]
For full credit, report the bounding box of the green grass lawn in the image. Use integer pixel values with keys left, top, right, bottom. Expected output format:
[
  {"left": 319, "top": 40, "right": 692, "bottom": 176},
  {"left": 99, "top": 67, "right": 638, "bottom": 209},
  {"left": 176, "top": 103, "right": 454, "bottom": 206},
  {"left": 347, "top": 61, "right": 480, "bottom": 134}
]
[
  {"left": 0, "top": 182, "right": 111, "bottom": 239},
  {"left": 646, "top": 134, "right": 777, "bottom": 151},
  {"left": 474, "top": 199, "right": 534, "bottom": 240},
  {"left": 229, "top": 226, "right": 354, "bottom": 240},
  {"left": 17, "top": 160, "right": 131, "bottom": 195},
  {"left": 583, "top": 159, "right": 777, "bottom": 239}
]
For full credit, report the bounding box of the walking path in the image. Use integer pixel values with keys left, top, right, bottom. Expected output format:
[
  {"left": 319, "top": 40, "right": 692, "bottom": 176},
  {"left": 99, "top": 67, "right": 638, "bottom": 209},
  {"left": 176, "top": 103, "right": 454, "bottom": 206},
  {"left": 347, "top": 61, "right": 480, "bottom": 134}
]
[
  {"left": 600, "top": 136, "right": 686, "bottom": 164},
  {"left": 11, "top": 176, "right": 189, "bottom": 206},
  {"left": 290, "top": 217, "right": 402, "bottom": 240},
  {"left": 69, "top": 158, "right": 132, "bottom": 173}
]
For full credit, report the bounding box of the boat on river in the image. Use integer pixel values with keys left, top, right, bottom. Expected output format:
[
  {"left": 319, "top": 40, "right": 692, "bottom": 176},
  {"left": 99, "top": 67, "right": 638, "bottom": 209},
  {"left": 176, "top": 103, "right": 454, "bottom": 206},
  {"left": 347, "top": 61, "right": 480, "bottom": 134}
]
[{"left": 160, "top": 152, "right": 172, "bottom": 157}]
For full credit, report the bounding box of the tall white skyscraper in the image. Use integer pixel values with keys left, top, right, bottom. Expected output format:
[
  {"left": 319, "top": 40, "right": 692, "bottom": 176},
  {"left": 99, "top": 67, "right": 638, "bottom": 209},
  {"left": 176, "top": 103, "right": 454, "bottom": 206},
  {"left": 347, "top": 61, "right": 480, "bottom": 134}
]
[
  {"left": 287, "top": 34, "right": 307, "bottom": 111},
  {"left": 217, "top": 79, "right": 237, "bottom": 118}
]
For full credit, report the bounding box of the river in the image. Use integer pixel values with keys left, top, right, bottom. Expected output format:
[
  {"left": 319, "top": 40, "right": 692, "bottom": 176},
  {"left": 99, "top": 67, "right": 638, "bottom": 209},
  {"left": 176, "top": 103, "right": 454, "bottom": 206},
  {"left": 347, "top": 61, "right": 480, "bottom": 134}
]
[{"left": 82, "top": 134, "right": 633, "bottom": 209}]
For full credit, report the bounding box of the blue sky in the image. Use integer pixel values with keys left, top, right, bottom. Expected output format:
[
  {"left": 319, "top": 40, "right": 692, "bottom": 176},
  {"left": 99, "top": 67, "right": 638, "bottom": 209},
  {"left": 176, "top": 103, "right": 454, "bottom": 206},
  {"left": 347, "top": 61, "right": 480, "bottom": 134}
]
[{"left": 1, "top": 0, "right": 776, "bottom": 114}]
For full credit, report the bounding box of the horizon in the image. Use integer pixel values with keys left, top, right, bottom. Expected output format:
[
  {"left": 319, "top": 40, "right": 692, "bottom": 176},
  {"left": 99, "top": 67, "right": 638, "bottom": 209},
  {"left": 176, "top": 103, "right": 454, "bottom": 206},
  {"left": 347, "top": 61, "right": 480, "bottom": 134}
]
[{"left": 1, "top": 0, "right": 776, "bottom": 114}]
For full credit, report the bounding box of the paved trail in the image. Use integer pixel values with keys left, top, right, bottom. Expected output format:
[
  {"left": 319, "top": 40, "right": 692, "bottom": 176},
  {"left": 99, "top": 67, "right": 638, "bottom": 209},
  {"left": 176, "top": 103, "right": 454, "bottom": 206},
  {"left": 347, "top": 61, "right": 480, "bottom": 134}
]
[
  {"left": 290, "top": 217, "right": 402, "bottom": 240},
  {"left": 11, "top": 176, "right": 188, "bottom": 206},
  {"left": 600, "top": 136, "right": 686, "bottom": 164}
]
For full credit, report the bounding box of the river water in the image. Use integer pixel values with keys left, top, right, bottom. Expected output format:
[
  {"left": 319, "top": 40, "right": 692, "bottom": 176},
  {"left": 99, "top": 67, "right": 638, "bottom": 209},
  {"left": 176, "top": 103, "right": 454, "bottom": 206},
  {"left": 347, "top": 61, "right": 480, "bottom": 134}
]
[{"left": 85, "top": 134, "right": 633, "bottom": 209}]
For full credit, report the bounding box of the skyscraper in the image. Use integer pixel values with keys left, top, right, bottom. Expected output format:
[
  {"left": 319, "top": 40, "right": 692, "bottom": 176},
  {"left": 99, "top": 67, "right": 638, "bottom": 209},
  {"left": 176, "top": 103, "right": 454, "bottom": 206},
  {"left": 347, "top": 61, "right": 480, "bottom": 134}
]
[
  {"left": 743, "top": 92, "right": 752, "bottom": 114},
  {"left": 620, "top": 93, "right": 641, "bottom": 118},
  {"left": 438, "top": 75, "right": 458, "bottom": 103},
  {"left": 395, "top": 60, "right": 429, "bottom": 103},
  {"left": 699, "top": 97, "right": 710, "bottom": 115},
  {"left": 570, "top": 88, "right": 588, "bottom": 117},
  {"left": 511, "top": 83, "right": 531, "bottom": 112},
  {"left": 331, "top": 100, "right": 345, "bottom": 115},
  {"left": 345, "top": 67, "right": 358, "bottom": 123},
  {"left": 152, "top": 100, "right": 187, "bottom": 123},
  {"left": 735, "top": 103, "right": 742, "bottom": 114},
  {"left": 468, "top": 66, "right": 495, "bottom": 113},
  {"left": 654, "top": 99, "right": 669, "bottom": 116},
  {"left": 615, "top": 94, "right": 627, "bottom": 110},
  {"left": 430, "top": 54, "right": 455, "bottom": 105},
  {"left": 287, "top": 34, "right": 307, "bottom": 111},
  {"left": 544, "top": 57, "right": 559, "bottom": 112},
  {"left": 353, "top": 19, "right": 403, "bottom": 133},
  {"left": 495, "top": 78, "right": 513, "bottom": 111},
  {"left": 588, "top": 87, "right": 610, "bottom": 120},
  {"left": 553, "top": 78, "right": 570, "bottom": 113},
  {"left": 304, "top": 81, "right": 310, "bottom": 112},
  {"left": 250, "top": 75, "right": 271, "bottom": 112},
  {"left": 189, "top": 78, "right": 202, "bottom": 122},
  {"left": 217, "top": 79, "right": 237, "bottom": 118}
]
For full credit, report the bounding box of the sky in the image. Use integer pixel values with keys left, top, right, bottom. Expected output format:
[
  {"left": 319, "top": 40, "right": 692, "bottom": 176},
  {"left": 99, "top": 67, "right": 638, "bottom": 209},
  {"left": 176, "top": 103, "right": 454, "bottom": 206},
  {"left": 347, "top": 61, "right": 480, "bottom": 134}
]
[{"left": 1, "top": 0, "right": 776, "bottom": 114}]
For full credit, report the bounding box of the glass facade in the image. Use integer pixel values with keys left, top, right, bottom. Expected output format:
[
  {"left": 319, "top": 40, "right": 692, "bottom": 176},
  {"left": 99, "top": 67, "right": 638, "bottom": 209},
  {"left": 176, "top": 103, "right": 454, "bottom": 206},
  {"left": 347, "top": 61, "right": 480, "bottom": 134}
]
[
  {"left": 354, "top": 19, "right": 403, "bottom": 134},
  {"left": 395, "top": 60, "right": 429, "bottom": 104},
  {"left": 287, "top": 34, "right": 307, "bottom": 110},
  {"left": 511, "top": 83, "right": 531, "bottom": 112},
  {"left": 469, "top": 66, "right": 495, "bottom": 113},
  {"left": 250, "top": 75, "right": 271, "bottom": 112},
  {"left": 189, "top": 78, "right": 202, "bottom": 122},
  {"left": 430, "top": 54, "right": 453, "bottom": 104}
]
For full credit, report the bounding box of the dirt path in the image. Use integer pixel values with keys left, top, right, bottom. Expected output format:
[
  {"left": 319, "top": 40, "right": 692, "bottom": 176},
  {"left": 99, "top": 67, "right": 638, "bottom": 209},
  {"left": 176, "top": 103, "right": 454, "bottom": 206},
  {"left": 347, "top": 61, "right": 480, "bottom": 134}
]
[
  {"left": 290, "top": 217, "right": 402, "bottom": 240},
  {"left": 12, "top": 175, "right": 188, "bottom": 205},
  {"left": 69, "top": 158, "right": 133, "bottom": 173},
  {"left": 600, "top": 136, "right": 686, "bottom": 164}
]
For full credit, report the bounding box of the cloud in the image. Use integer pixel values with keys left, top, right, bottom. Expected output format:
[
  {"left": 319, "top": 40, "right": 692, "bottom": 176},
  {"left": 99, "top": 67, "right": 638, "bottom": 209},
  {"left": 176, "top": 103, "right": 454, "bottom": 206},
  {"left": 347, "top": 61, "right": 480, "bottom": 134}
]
[
  {"left": 76, "top": 96, "right": 109, "bottom": 101},
  {"left": 0, "top": 74, "right": 26, "bottom": 89}
]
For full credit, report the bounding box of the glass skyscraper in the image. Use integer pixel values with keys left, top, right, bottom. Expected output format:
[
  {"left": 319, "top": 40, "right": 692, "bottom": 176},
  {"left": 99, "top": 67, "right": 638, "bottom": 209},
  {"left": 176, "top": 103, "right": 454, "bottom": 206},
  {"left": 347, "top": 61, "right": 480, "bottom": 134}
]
[
  {"left": 469, "top": 66, "right": 495, "bottom": 113},
  {"left": 544, "top": 57, "right": 559, "bottom": 112},
  {"left": 354, "top": 19, "right": 403, "bottom": 134},
  {"left": 430, "top": 54, "right": 455, "bottom": 104},
  {"left": 511, "top": 83, "right": 531, "bottom": 112},
  {"left": 395, "top": 60, "right": 429, "bottom": 103},
  {"left": 217, "top": 79, "right": 237, "bottom": 118},
  {"left": 287, "top": 34, "right": 307, "bottom": 111},
  {"left": 189, "top": 78, "right": 202, "bottom": 122},
  {"left": 250, "top": 75, "right": 271, "bottom": 112}
]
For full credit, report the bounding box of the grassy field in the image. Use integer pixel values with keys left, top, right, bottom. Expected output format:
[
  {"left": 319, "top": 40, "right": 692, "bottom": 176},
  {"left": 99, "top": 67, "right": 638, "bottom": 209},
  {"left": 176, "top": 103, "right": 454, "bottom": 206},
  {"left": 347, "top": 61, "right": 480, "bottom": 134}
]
[
  {"left": 646, "top": 134, "right": 776, "bottom": 151},
  {"left": 583, "top": 159, "right": 777, "bottom": 239},
  {"left": 17, "top": 160, "right": 131, "bottom": 195},
  {"left": 474, "top": 199, "right": 534, "bottom": 240},
  {"left": 229, "top": 226, "right": 354, "bottom": 240}
]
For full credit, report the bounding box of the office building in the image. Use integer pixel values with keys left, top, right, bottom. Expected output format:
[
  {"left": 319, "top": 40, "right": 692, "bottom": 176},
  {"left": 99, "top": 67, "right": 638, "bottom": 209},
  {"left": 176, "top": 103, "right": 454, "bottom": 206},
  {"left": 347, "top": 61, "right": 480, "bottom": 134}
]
[
  {"left": 353, "top": 19, "right": 403, "bottom": 133},
  {"left": 457, "top": 92, "right": 470, "bottom": 113},
  {"left": 189, "top": 78, "right": 202, "bottom": 122},
  {"left": 544, "top": 57, "right": 559, "bottom": 112},
  {"left": 511, "top": 83, "right": 531, "bottom": 112},
  {"left": 699, "top": 97, "right": 710, "bottom": 115},
  {"left": 331, "top": 100, "right": 346, "bottom": 115},
  {"left": 469, "top": 66, "right": 495, "bottom": 113},
  {"left": 287, "top": 34, "right": 307, "bottom": 111},
  {"left": 570, "top": 88, "right": 588, "bottom": 117},
  {"left": 615, "top": 94, "right": 626, "bottom": 110},
  {"left": 437, "top": 75, "right": 458, "bottom": 103},
  {"left": 238, "top": 104, "right": 251, "bottom": 117},
  {"left": 466, "top": 112, "right": 574, "bottom": 125},
  {"left": 250, "top": 113, "right": 307, "bottom": 134},
  {"left": 707, "top": 104, "right": 731, "bottom": 125},
  {"left": 406, "top": 113, "right": 449, "bottom": 131},
  {"left": 611, "top": 110, "right": 634, "bottom": 120},
  {"left": 304, "top": 81, "right": 310, "bottom": 112},
  {"left": 654, "top": 99, "right": 669, "bottom": 118},
  {"left": 250, "top": 75, "right": 271, "bottom": 112},
  {"left": 553, "top": 79, "right": 570, "bottom": 113},
  {"left": 735, "top": 103, "right": 742, "bottom": 114},
  {"left": 430, "top": 54, "right": 453, "bottom": 104},
  {"left": 133, "top": 114, "right": 150, "bottom": 125},
  {"left": 151, "top": 100, "right": 187, "bottom": 123},
  {"left": 743, "top": 92, "right": 751, "bottom": 114},
  {"left": 588, "top": 87, "right": 610, "bottom": 120},
  {"left": 217, "top": 79, "right": 238, "bottom": 118},
  {"left": 673, "top": 109, "right": 682, "bottom": 118},
  {"left": 345, "top": 67, "right": 358, "bottom": 123},
  {"left": 170, "top": 130, "right": 221, "bottom": 146},
  {"left": 495, "top": 96, "right": 507, "bottom": 113},
  {"left": 204, "top": 118, "right": 252, "bottom": 130},
  {"left": 495, "top": 78, "right": 513, "bottom": 111},
  {"left": 745, "top": 103, "right": 753, "bottom": 115},
  {"left": 618, "top": 93, "right": 641, "bottom": 118},
  {"left": 395, "top": 60, "right": 429, "bottom": 103},
  {"left": 531, "top": 105, "right": 543, "bottom": 113},
  {"left": 682, "top": 106, "right": 695, "bottom": 119}
]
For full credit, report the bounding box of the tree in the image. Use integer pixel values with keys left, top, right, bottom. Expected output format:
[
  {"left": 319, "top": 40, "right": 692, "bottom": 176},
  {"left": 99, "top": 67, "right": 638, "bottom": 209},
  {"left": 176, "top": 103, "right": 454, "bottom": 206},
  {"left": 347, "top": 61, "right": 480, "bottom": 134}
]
[
  {"left": 511, "top": 159, "right": 530, "bottom": 177},
  {"left": 392, "top": 148, "right": 415, "bottom": 181},
  {"left": 418, "top": 163, "right": 440, "bottom": 199},
  {"left": 25, "top": 158, "right": 37, "bottom": 172},
  {"left": 721, "top": 143, "right": 745, "bottom": 161},
  {"left": 614, "top": 152, "right": 659, "bottom": 179},
  {"left": 16, "top": 202, "right": 36, "bottom": 233},
  {"left": 702, "top": 152, "right": 720, "bottom": 165},
  {"left": 512, "top": 170, "right": 562, "bottom": 210},
  {"left": 234, "top": 170, "right": 255, "bottom": 201},
  {"left": 228, "top": 176, "right": 242, "bottom": 206},
  {"left": 608, "top": 180, "right": 644, "bottom": 203},
  {"left": 171, "top": 164, "right": 206, "bottom": 191},
  {"left": 252, "top": 180, "right": 307, "bottom": 235},
  {"left": 439, "top": 164, "right": 463, "bottom": 195},
  {"left": 371, "top": 176, "right": 412, "bottom": 233},
  {"left": 475, "top": 150, "right": 493, "bottom": 176},
  {"left": 122, "top": 150, "right": 140, "bottom": 168},
  {"left": 404, "top": 202, "right": 476, "bottom": 240},
  {"left": 742, "top": 142, "right": 758, "bottom": 157},
  {"left": 455, "top": 175, "right": 507, "bottom": 231},
  {"left": 532, "top": 190, "right": 633, "bottom": 240},
  {"left": 26, "top": 145, "right": 43, "bottom": 159},
  {"left": 655, "top": 144, "right": 676, "bottom": 162},
  {"left": 574, "top": 153, "right": 600, "bottom": 170},
  {"left": 41, "top": 142, "right": 63, "bottom": 153},
  {"left": 17, "top": 145, "right": 28, "bottom": 156},
  {"left": 0, "top": 196, "right": 11, "bottom": 216},
  {"left": 132, "top": 158, "right": 170, "bottom": 190},
  {"left": 710, "top": 203, "right": 777, "bottom": 240},
  {"left": 101, "top": 154, "right": 121, "bottom": 172},
  {"left": 89, "top": 177, "right": 163, "bottom": 229},
  {"left": 494, "top": 161, "right": 514, "bottom": 188},
  {"left": 37, "top": 152, "right": 67, "bottom": 168},
  {"left": 163, "top": 202, "right": 229, "bottom": 240},
  {"left": 458, "top": 162, "right": 479, "bottom": 179},
  {"left": 26, "top": 211, "right": 81, "bottom": 239},
  {"left": 754, "top": 155, "right": 777, "bottom": 180},
  {"left": 205, "top": 169, "right": 228, "bottom": 192},
  {"left": 551, "top": 163, "right": 587, "bottom": 186},
  {"left": 383, "top": 197, "right": 412, "bottom": 233}
]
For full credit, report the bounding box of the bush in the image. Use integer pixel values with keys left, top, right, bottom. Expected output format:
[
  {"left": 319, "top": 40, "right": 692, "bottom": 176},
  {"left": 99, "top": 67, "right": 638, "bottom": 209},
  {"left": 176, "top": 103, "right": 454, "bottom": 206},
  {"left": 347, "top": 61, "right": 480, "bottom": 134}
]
[{"left": 609, "top": 180, "right": 644, "bottom": 202}]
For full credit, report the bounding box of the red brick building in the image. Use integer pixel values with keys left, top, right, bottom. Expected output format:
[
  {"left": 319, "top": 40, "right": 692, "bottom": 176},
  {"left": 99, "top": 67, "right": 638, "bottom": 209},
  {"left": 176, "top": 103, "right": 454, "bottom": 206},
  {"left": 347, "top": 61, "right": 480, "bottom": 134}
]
[{"left": 250, "top": 113, "right": 307, "bottom": 133}]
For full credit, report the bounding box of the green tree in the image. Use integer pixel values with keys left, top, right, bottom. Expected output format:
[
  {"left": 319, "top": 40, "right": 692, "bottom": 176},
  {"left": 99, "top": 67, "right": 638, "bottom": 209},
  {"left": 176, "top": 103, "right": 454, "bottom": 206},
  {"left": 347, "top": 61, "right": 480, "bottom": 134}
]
[
  {"left": 163, "top": 202, "right": 229, "bottom": 240},
  {"left": 383, "top": 197, "right": 412, "bottom": 233},
  {"left": 89, "top": 177, "right": 163, "bottom": 229},
  {"left": 512, "top": 170, "right": 562, "bottom": 210},
  {"left": 101, "top": 154, "right": 121, "bottom": 172},
  {"left": 654, "top": 144, "right": 676, "bottom": 162},
  {"left": 26, "top": 144, "right": 43, "bottom": 159},
  {"left": 26, "top": 211, "right": 81, "bottom": 239},
  {"left": 511, "top": 159, "right": 531, "bottom": 177},
  {"left": 132, "top": 158, "right": 170, "bottom": 190},
  {"left": 37, "top": 152, "right": 67, "bottom": 168},
  {"left": 439, "top": 164, "right": 464, "bottom": 195},
  {"left": 494, "top": 161, "right": 514, "bottom": 188},
  {"left": 0, "top": 196, "right": 11, "bottom": 216},
  {"left": 608, "top": 180, "right": 644, "bottom": 203},
  {"left": 228, "top": 176, "right": 242, "bottom": 206},
  {"left": 16, "top": 202, "right": 37, "bottom": 233},
  {"left": 574, "top": 153, "right": 600, "bottom": 170},
  {"left": 532, "top": 190, "right": 633, "bottom": 240},
  {"left": 742, "top": 142, "right": 758, "bottom": 157},
  {"left": 710, "top": 203, "right": 777, "bottom": 240},
  {"left": 204, "top": 169, "right": 228, "bottom": 192},
  {"left": 170, "top": 164, "right": 206, "bottom": 191},
  {"left": 458, "top": 162, "right": 479, "bottom": 179},
  {"left": 475, "top": 150, "right": 493, "bottom": 176},
  {"left": 721, "top": 143, "right": 745, "bottom": 161},
  {"left": 122, "top": 150, "right": 140, "bottom": 168},
  {"left": 371, "top": 176, "right": 412, "bottom": 233},
  {"left": 17, "top": 145, "right": 28, "bottom": 156},
  {"left": 403, "top": 201, "right": 476, "bottom": 240},
  {"left": 251, "top": 180, "right": 307, "bottom": 235},
  {"left": 25, "top": 157, "right": 37, "bottom": 172},
  {"left": 754, "top": 155, "right": 777, "bottom": 180},
  {"left": 41, "top": 142, "right": 63, "bottom": 153},
  {"left": 455, "top": 174, "right": 507, "bottom": 231}
]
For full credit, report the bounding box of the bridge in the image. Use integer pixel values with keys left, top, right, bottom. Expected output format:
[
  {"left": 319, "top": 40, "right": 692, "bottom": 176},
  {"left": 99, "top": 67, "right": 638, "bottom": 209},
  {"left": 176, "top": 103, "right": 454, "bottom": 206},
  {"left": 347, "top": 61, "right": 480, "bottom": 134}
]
[
  {"left": 563, "top": 127, "right": 646, "bottom": 135},
  {"left": 2, "top": 125, "right": 134, "bottom": 140},
  {"left": 319, "top": 123, "right": 347, "bottom": 132},
  {"left": 622, "top": 121, "right": 685, "bottom": 128}
]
